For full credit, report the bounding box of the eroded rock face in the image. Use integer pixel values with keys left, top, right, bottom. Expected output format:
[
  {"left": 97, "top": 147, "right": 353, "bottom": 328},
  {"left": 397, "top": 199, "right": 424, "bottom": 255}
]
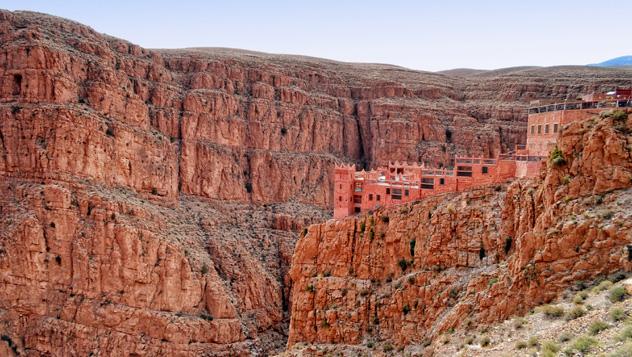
[
  {"left": 1, "top": 9, "right": 632, "bottom": 356},
  {"left": 287, "top": 113, "right": 632, "bottom": 349}
]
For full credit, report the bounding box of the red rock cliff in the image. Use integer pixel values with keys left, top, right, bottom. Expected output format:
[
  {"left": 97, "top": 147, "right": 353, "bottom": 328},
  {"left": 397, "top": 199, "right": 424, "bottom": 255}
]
[
  {"left": 1, "top": 9, "right": 632, "bottom": 356},
  {"left": 288, "top": 111, "right": 632, "bottom": 348}
]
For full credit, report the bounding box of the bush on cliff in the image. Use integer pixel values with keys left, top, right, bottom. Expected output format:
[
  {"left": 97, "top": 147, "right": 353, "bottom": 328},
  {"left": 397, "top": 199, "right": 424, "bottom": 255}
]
[
  {"left": 549, "top": 147, "right": 566, "bottom": 167},
  {"left": 609, "top": 286, "right": 628, "bottom": 302}
]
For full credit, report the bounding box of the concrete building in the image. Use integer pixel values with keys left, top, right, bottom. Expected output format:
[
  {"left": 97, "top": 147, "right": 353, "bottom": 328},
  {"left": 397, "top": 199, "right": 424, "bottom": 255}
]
[{"left": 333, "top": 89, "right": 631, "bottom": 219}]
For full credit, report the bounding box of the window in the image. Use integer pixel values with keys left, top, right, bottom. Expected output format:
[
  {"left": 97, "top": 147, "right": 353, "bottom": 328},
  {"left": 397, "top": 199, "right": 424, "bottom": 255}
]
[
  {"left": 537, "top": 125, "right": 542, "bottom": 134},
  {"left": 368, "top": 194, "right": 373, "bottom": 201},
  {"left": 405, "top": 189, "right": 409, "bottom": 196},
  {"left": 339, "top": 196, "right": 342, "bottom": 201},
  {"left": 439, "top": 178, "right": 445, "bottom": 185},
  {"left": 376, "top": 195, "right": 380, "bottom": 201},
  {"left": 391, "top": 188, "right": 402, "bottom": 200},
  {"left": 353, "top": 195, "right": 362, "bottom": 204},
  {"left": 386, "top": 188, "right": 390, "bottom": 195},
  {"left": 456, "top": 166, "right": 473, "bottom": 177},
  {"left": 354, "top": 182, "right": 362, "bottom": 192},
  {"left": 354, "top": 207, "right": 361, "bottom": 213},
  {"left": 421, "top": 178, "right": 434, "bottom": 189},
  {"left": 544, "top": 124, "right": 549, "bottom": 134},
  {"left": 482, "top": 166, "right": 488, "bottom": 174},
  {"left": 553, "top": 123, "right": 559, "bottom": 133},
  {"left": 339, "top": 184, "right": 342, "bottom": 189},
  {"left": 530, "top": 126, "right": 535, "bottom": 134}
]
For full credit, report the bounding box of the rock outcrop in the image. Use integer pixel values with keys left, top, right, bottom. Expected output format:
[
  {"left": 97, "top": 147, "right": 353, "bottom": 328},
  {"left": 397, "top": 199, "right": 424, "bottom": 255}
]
[
  {"left": 287, "top": 111, "right": 632, "bottom": 351},
  {"left": 1, "top": 9, "right": 632, "bottom": 356}
]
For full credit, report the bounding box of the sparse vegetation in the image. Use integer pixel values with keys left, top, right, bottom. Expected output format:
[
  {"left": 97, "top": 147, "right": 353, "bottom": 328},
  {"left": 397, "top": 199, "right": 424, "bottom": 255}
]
[
  {"left": 609, "top": 307, "right": 627, "bottom": 322},
  {"left": 610, "top": 342, "right": 632, "bottom": 357},
  {"left": 479, "top": 336, "right": 491, "bottom": 347},
  {"left": 538, "top": 304, "right": 565, "bottom": 319},
  {"left": 542, "top": 340, "right": 560, "bottom": 356},
  {"left": 402, "top": 304, "right": 411, "bottom": 315},
  {"left": 488, "top": 278, "right": 498, "bottom": 287},
  {"left": 200, "top": 264, "right": 208, "bottom": 275},
  {"left": 512, "top": 317, "right": 527, "bottom": 330},
  {"left": 618, "top": 326, "right": 632, "bottom": 341},
  {"left": 515, "top": 340, "right": 527, "bottom": 349},
  {"left": 381, "top": 215, "right": 389, "bottom": 223},
  {"left": 306, "top": 284, "right": 315, "bottom": 293},
  {"left": 383, "top": 343, "right": 393, "bottom": 352},
  {"left": 573, "top": 291, "right": 588, "bottom": 304},
  {"left": 558, "top": 332, "right": 573, "bottom": 343},
  {"left": 588, "top": 320, "right": 609, "bottom": 335},
  {"left": 566, "top": 306, "right": 586, "bottom": 321},
  {"left": 571, "top": 335, "right": 598, "bottom": 353},
  {"left": 593, "top": 279, "right": 613, "bottom": 293},
  {"left": 609, "top": 286, "right": 628, "bottom": 302},
  {"left": 398, "top": 258, "right": 410, "bottom": 271},
  {"left": 527, "top": 336, "right": 539, "bottom": 347},
  {"left": 550, "top": 146, "right": 566, "bottom": 166}
]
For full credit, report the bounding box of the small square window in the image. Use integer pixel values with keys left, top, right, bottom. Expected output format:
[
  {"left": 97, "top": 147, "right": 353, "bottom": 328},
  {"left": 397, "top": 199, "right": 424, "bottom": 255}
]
[
  {"left": 482, "top": 166, "right": 488, "bottom": 174},
  {"left": 405, "top": 189, "right": 409, "bottom": 196},
  {"left": 439, "top": 178, "right": 445, "bottom": 185},
  {"left": 553, "top": 124, "right": 559, "bottom": 133},
  {"left": 369, "top": 194, "right": 373, "bottom": 201},
  {"left": 376, "top": 195, "right": 380, "bottom": 201},
  {"left": 339, "top": 196, "right": 342, "bottom": 201},
  {"left": 386, "top": 188, "right": 390, "bottom": 195}
]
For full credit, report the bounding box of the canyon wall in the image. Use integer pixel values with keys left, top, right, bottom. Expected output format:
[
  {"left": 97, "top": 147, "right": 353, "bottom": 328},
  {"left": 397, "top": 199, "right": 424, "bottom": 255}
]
[
  {"left": 287, "top": 111, "right": 632, "bottom": 350},
  {"left": 1, "top": 9, "right": 632, "bottom": 356}
]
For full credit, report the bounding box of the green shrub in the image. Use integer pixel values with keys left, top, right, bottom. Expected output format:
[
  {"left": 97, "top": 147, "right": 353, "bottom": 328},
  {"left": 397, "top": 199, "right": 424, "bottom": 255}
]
[
  {"left": 550, "top": 147, "right": 566, "bottom": 166},
  {"left": 398, "top": 258, "right": 410, "bottom": 271},
  {"left": 527, "top": 336, "right": 539, "bottom": 347},
  {"left": 588, "top": 320, "right": 609, "bottom": 335},
  {"left": 513, "top": 317, "right": 527, "bottom": 330},
  {"left": 610, "top": 342, "right": 632, "bottom": 357},
  {"left": 538, "top": 304, "right": 565, "bottom": 319},
  {"left": 480, "top": 336, "right": 491, "bottom": 347},
  {"left": 306, "top": 284, "right": 315, "bottom": 293},
  {"left": 618, "top": 326, "right": 632, "bottom": 341},
  {"left": 566, "top": 306, "right": 586, "bottom": 321},
  {"left": 488, "top": 278, "right": 498, "bottom": 287},
  {"left": 593, "top": 280, "right": 613, "bottom": 293},
  {"left": 542, "top": 340, "right": 560, "bottom": 355},
  {"left": 383, "top": 343, "right": 393, "bottom": 352},
  {"left": 465, "top": 336, "right": 474, "bottom": 345},
  {"left": 610, "top": 307, "right": 627, "bottom": 322},
  {"left": 381, "top": 215, "right": 389, "bottom": 223},
  {"left": 402, "top": 304, "right": 411, "bottom": 315},
  {"left": 515, "top": 340, "right": 527, "bottom": 349},
  {"left": 609, "top": 286, "right": 628, "bottom": 302},
  {"left": 573, "top": 291, "right": 588, "bottom": 304},
  {"left": 558, "top": 332, "right": 573, "bottom": 342},
  {"left": 609, "top": 109, "right": 629, "bottom": 122},
  {"left": 571, "top": 335, "right": 597, "bottom": 353}
]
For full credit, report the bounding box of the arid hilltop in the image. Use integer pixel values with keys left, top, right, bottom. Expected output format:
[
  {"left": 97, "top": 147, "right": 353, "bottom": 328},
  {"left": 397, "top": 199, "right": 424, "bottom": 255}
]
[{"left": 0, "top": 9, "right": 631, "bottom": 356}]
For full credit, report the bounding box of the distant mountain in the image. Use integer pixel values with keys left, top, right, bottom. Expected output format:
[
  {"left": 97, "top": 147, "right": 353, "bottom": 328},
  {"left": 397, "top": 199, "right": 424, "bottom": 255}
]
[{"left": 589, "top": 56, "right": 632, "bottom": 68}]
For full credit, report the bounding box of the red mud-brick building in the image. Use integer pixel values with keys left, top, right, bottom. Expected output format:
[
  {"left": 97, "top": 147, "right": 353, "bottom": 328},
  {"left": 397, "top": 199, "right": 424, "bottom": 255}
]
[{"left": 334, "top": 89, "right": 632, "bottom": 219}]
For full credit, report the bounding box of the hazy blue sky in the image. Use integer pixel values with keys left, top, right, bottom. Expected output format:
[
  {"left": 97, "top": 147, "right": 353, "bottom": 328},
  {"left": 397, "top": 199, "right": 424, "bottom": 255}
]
[{"left": 3, "top": 0, "right": 630, "bottom": 71}]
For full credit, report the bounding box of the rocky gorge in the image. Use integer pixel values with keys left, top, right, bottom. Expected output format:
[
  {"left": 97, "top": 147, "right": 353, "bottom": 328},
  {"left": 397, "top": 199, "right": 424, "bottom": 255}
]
[{"left": 0, "top": 9, "right": 631, "bottom": 356}]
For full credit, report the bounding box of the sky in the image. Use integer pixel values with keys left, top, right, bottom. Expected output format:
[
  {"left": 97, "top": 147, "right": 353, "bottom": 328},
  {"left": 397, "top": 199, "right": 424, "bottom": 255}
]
[{"left": 3, "top": 0, "right": 631, "bottom": 71}]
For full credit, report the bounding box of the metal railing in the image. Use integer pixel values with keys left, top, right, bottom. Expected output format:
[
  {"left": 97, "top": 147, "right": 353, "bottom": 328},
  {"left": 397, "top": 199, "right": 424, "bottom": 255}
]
[{"left": 528, "top": 98, "right": 632, "bottom": 114}]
